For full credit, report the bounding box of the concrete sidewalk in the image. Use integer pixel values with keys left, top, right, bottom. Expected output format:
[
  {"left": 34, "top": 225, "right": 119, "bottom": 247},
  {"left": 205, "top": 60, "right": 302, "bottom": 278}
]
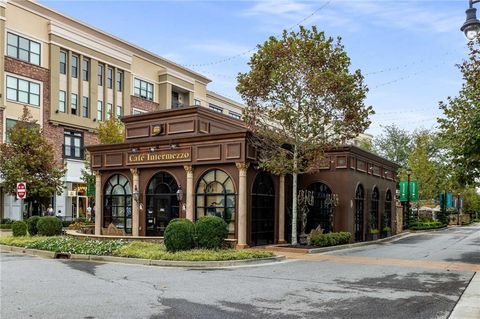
[{"left": 449, "top": 272, "right": 480, "bottom": 319}]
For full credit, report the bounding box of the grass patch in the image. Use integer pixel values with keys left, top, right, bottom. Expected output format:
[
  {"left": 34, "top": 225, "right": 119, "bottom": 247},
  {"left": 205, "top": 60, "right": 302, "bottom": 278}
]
[
  {"left": 114, "top": 241, "right": 274, "bottom": 261},
  {"left": 0, "top": 236, "right": 47, "bottom": 247}
]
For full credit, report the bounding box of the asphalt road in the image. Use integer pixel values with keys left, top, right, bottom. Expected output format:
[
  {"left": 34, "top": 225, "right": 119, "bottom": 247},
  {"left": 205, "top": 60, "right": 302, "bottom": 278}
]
[{"left": 1, "top": 224, "right": 479, "bottom": 319}]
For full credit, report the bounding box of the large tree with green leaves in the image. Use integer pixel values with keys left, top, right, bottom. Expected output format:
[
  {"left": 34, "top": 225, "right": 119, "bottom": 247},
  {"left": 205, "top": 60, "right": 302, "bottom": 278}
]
[
  {"left": 237, "top": 26, "right": 372, "bottom": 244},
  {"left": 373, "top": 124, "right": 412, "bottom": 167},
  {"left": 0, "top": 107, "right": 66, "bottom": 214},
  {"left": 438, "top": 36, "right": 480, "bottom": 186}
]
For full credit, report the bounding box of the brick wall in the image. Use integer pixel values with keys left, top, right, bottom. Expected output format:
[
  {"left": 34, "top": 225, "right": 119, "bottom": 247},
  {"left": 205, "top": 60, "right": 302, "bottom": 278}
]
[{"left": 131, "top": 95, "right": 160, "bottom": 113}]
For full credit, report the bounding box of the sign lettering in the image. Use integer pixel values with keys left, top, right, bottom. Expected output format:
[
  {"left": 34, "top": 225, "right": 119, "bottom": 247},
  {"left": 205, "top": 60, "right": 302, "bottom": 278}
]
[{"left": 127, "top": 149, "right": 191, "bottom": 164}]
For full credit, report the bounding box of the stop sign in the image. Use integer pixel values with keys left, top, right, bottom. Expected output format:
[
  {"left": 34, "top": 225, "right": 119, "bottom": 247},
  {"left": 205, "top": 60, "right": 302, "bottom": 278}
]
[{"left": 16, "top": 182, "right": 27, "bottom": 200}]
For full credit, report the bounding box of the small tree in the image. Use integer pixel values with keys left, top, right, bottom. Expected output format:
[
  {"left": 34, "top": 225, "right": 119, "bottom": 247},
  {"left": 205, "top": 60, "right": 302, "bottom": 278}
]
[
  {"left": 81, "top": 112, "right": 125, "bottom": 193},
  {"left": 237, "top": 26, "right": 372, "bottom": 244},
  {"left": 373, "top": 124, "right": 412, "bottom": 168},
  {"left": 0, "top": 107, "right": 66, "bottom": 215}
]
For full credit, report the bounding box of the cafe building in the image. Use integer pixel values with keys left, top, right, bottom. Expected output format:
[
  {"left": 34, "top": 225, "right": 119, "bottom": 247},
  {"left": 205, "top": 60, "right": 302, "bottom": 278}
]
[{"left": 87, "top": 106, "right": 399, "bottom": 247}]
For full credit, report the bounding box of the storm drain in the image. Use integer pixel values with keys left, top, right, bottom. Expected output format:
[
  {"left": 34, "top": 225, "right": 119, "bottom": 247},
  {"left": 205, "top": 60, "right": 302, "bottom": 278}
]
[{"left": 54, "top": 252, "right": 71, "bottom": 259}]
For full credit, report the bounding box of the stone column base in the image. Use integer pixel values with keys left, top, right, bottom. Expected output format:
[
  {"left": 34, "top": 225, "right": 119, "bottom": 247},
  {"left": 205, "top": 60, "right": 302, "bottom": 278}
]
[{"left": 236, "top": 244, "right": 249, "bottom": 249}]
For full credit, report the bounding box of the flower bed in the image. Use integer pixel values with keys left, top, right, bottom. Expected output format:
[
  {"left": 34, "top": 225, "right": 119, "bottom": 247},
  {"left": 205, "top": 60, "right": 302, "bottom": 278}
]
[{"left": 0, "top": 236, "right": 274, "bottom": 261}]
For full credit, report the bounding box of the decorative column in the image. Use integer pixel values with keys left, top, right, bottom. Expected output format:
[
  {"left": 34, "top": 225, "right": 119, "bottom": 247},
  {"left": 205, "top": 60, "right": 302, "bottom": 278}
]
[
  {"left": 278, "top": 174, "right": 286, "bottom": 244},
  {"left": 236, "top": 162, "right": 250, "bottom": 248},
  {"left": 184, "top": 165, "right": 194, "bottom": 221},
  {"left": 94, "top": 171, "right": 102, "bottom": 235},
  {"left": 131, "top": 168, "right": 140, "bottom": 236}
]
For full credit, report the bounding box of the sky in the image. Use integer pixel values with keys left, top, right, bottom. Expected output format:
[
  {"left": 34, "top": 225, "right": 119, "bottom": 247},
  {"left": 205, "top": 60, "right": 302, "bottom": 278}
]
[{"left": 41, "top": 0, "right": 472, "bottom": 137}]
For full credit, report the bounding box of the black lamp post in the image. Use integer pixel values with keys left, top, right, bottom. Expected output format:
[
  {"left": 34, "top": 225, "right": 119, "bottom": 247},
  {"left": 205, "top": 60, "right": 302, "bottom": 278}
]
[
  {"left": 461, "top": 0, "right": 480, "bottom": 40},
  {"left": 406, "top": 168, "right": 412, "bottom": 227}
]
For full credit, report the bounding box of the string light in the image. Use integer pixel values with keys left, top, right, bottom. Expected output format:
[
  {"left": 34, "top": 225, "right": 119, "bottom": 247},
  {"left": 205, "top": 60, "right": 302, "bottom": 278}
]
[{"left": 183, "top": 0, "right": 332, "bottom": 68}]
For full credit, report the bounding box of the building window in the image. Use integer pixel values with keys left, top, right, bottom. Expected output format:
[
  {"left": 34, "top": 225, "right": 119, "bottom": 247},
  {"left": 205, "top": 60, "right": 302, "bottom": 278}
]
[
  {"left": 82, "top": 58, "right": 89, "bottom": 81},
  {"left": 71, "top": 55, "right": 79, "bottom": 78},
  {"left": 98, "top": 64, "right": 104, "bottom": 86},
  {"left": 64, "top": 130, "right": 83, "bottom": 159},
  {"left": 208, "top": 104, "right": 223, "bottom": 113},
  {"left": 106, "top": 103, "right": 113, "bottom": 120},
  {"left": 229, "top": 111, "right": 241, "bottom": 120},
  {"left": 6, "top": 75, "right": 40, "bottom": 106},
  {"left": 369, "top": 187, "right": 379, "bottom": 233},
  {"left": 195, "top": 169, "right": 235, "bottom": 228},
  {"left": 82, "top": 96, "right": 89, "bottom": 118},
  {"left": 103, "top": 174, "right": 132, "bottom": 234},
  {"left": 134, "top": 78, "right": 153, "bottom": 101},
  {"left": 71, "top": 93, "right": 78, "bottom": 115},
  {"left": 59, "top": 51, "right": 67, "bottom": 74},
  {"left": 107, "top": 67, "right": 113, "bottom": 89},
  {"left": 6, "top": 32, "right": 41, "bottom": 66},
  {"left": 171, "top": 92, "right": 182, "bottom": 108},
  {"left": 194, "top": 99, "right": 201, "bottom": 106},
  {"left": 116, "top": 105, "right": 123, "bottom": 118},
  {"left": 116, "top": 70, "right": 123, "bottom": 92},
  {"left": 97, "top": 101, "right": 103, "bottom": 121},
  {"left": 59, "top": 90, "right": 66, "bottom": 113},
  {"left": 5, "top": 119, "right": 18, "bottom": 143}
]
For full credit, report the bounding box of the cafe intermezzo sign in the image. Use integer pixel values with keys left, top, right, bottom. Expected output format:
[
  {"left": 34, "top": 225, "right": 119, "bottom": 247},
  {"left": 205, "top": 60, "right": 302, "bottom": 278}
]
[{"left": 127, "top": 148, "right": 191, "bottom": 165}]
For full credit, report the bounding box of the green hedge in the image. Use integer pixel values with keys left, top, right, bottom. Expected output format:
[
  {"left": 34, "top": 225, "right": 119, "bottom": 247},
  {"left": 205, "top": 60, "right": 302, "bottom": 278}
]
[
  {"left": 12, "top": 221, "right": 27, "bottom": 237},
  {"left": 27, "top": 216, "right": 41, "bottom": 236},
  {"left": 164, "top": 218, "right": 195, "bottom": 252},
  {"left": 307, "top": 231, "right": 352, "bottom": 247},
  {"left": 0, "top": 224, "right": 13, "bottom": 229},
  {"left": 1, "top": 218, "right": 14, "bottom": 225},
  {"left": 410, "top": 221, "right": 445, "bottom": 230},
  {"left": 37, "top": 217, "right": 63, "bottom": 236},
  {"left": 195, "top": 216, "right": 228, "bottom": 249}
]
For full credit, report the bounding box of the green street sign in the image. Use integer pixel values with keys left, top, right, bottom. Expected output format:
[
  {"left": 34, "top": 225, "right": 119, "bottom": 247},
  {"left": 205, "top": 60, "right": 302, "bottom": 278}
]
[
  {"left": 399, "top": 180, "right": 418, "bottom": 202},
  {"left": 409, "top": 181, "right": 418, "bottom": 202},
  {"left": 399, "top": 181, "right": 408, "bottom": 201},
  {"left": 87, "top": 179, "right": 95, "bottom": 197}
]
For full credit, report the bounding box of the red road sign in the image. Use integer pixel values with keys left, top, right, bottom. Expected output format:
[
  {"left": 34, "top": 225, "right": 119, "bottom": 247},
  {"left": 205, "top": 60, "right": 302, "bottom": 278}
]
[{"left": 16, "top": 182, "right": 27, "bottom": 200}]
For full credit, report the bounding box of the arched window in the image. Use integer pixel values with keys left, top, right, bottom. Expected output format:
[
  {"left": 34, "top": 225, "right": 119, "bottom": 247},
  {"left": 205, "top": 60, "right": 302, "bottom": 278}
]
[
  {"left": 354, "top": 184, "right": 364, "bottom": 242},
  {"left": 383, "top": 190, "right": 392, "bottom": 232},
  {"left": 306, "top": 182, "right": 333, "bottom": 234},
  {"left": 196, "top": 169, "right": 236, "bottom": 231},
  {"left": 370, "top": 187, "right": 379, "bottom": 231},
  {"left": 145, "top": 172, "right": 179, "bottom": 236},
  {"left": 104, "top": 174, "right": 132, "bottom": 233},
  {"left": 251, "top": 172, "right": 275, "bottom": 246}
]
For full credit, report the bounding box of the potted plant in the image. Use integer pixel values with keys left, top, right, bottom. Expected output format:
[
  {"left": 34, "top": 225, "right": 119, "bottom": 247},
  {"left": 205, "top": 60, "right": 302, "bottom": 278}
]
[
  {"left": 370, "top": 228, "right": 380, "bottom": 240},
  {"left": 382, "top": 226, "right": 391, "bottom": 237}
]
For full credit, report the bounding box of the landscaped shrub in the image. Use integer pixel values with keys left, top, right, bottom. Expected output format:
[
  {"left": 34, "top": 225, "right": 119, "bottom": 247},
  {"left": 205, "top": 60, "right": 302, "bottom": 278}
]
[
  {"left": 0, "top": 224, "right": 13, "bottom": 229},
  {"left": 27, "top": 216, "right": 41, "bottom": 235},
  {"left": 37, "top": 216, "right": 62, "bottom": 236},
  {"left": 308, "top": 231, "right": 351, "bottom": 247},
  {"left": 25, "top": 237, "right": 125, "bottom": 255},
  {"left": 195, "top": 216, "right": 228, "bottom": 249},
  {"left": 164, "top": 218, "right": 195, "bottom": 252},
  {"left": 410, "top": 220, "right": 445, "bottom": 230},
  {"left": 11, "top": 220, "right": 27, "bottom": 237},
  {"left": 1, "top": 218, "right": 14, "bottom": 224}
]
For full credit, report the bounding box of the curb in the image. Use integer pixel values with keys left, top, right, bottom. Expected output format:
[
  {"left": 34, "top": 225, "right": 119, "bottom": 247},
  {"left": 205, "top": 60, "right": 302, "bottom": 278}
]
[{"left": 0, "top": 244, "right": 285, "bottom": 268}]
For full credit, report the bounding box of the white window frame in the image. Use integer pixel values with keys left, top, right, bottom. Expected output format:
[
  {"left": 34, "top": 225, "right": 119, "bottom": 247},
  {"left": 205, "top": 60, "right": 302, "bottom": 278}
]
[{"left": 5, "top": 73, "right": 42, "bottom": 108}]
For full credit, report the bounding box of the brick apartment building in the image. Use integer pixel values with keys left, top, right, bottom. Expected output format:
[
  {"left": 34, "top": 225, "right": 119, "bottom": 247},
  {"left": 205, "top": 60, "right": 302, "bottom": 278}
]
[{"left": 0, "top": 0, "right": 244, "bottom": 220}]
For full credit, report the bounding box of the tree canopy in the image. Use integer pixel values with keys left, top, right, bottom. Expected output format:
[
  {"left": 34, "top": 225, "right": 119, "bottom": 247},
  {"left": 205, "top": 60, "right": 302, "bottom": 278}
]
[
  {"left": 438, "top": 36, "right": 480, "bottom": 186},
  {"left": 0, "top": 107, "right": 66, "bottom": 207},
  {"left": 237, "top": 26, "right": 372, "bottom": 244}
]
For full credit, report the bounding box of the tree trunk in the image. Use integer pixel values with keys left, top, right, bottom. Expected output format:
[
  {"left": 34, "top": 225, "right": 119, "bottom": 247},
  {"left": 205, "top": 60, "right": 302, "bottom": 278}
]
[{"left": 291, "top": 146, "right": 298, "bottom": 245}]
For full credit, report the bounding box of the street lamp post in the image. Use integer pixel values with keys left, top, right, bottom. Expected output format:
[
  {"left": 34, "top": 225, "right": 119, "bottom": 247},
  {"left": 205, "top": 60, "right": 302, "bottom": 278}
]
[
  {"left": 461, "top": 0, "right": 480, "bottom": 40},
  {"left": 457, "top": 193, "right": 461, "bottom": 226}
]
